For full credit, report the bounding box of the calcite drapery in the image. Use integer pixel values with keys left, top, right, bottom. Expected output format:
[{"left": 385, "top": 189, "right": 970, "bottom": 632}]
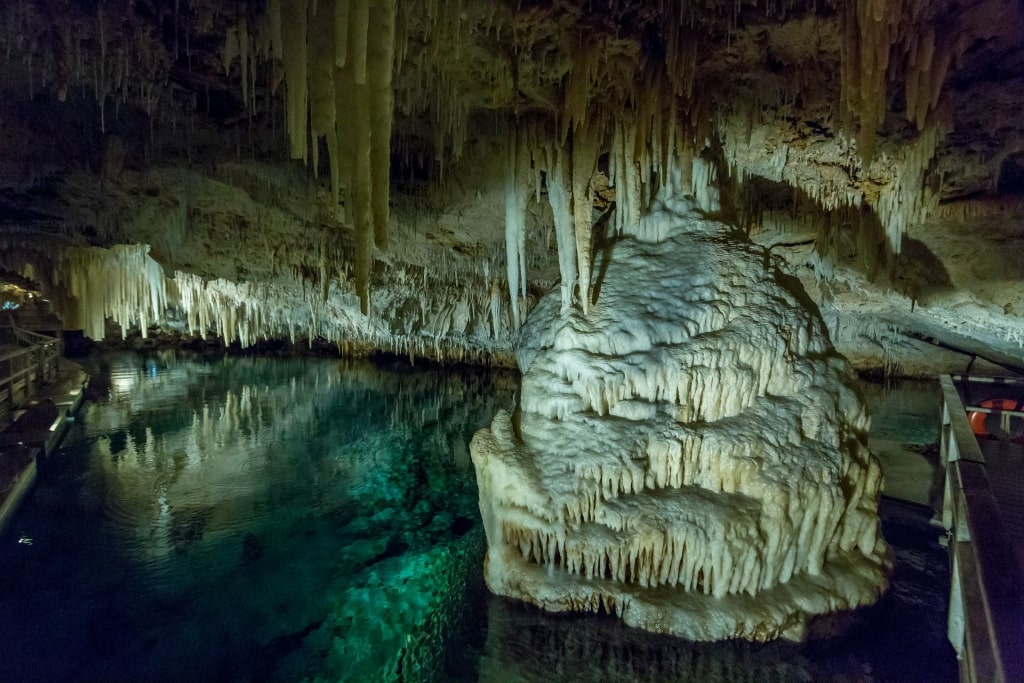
[{"left": 471, "top": 200, "right": 889, "bottom": 642}]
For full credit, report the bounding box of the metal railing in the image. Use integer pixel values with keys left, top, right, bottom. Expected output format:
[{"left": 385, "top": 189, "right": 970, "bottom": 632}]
[
  {"left": 0, "top": 319, "right": 61, "bottom": 423},
  {"left": 940, "top": 375, "right": 1024, "bottom": 683}
]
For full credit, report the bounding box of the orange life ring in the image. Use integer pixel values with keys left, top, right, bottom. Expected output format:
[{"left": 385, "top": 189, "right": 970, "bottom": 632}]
[{"left": 968, "top": 398, "right": 1024, "bottom": 441}]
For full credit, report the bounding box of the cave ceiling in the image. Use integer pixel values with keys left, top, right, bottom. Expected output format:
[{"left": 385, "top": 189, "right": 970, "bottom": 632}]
[{"left": 0, "top": 0, "right": 1022, "bottom": 371}]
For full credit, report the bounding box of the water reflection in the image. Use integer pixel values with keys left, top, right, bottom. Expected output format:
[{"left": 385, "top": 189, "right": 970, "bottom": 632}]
[
  {"left": 0, "top": 354, "right": 956, "bottom": 682},
  {"left": 1, "top": 351, "right": 515, "bottom": 682}
]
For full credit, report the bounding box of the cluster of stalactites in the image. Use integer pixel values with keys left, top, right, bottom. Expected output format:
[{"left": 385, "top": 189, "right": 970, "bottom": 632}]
[
  {"left": 502, "top": 74, "right": 716, "bottom": 322},
  {"left": 839, "top": 0, "right": 969, "bottom": 165},
  {"left": 224, "top": 0, "right": 397, "bottom": 315},
  {"left": 502, "top": 117, "right": 604, "bottom": 320},
  {"left": 724, "top": 111, "right": 946, "bottom": 275},
  {"left": 24, "top": 239, "right": 510, "bottom": 361},
  {"left": 0, "top": 0, "right": 169, "bottom": 133},
  {"left": 52, "top": 244, "right": 167, "bottom": 341}
]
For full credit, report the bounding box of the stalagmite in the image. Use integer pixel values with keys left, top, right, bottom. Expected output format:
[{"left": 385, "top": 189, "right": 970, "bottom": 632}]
[{"left": 472, "top": 190, "right": 889, "bottom": 642}]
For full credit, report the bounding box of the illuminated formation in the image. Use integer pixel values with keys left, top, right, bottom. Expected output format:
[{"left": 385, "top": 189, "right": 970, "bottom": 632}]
[
  {"left": 266, "top": 0, "right": 396, "bottom": 314},
  {"left": 472, "top": 192, "right": 889, "bottom": 641}
]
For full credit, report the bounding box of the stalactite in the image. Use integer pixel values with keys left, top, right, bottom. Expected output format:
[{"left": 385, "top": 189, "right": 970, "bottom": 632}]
[
  {"left": 281, "top": 0, "right": 309, "bottom": 162},
  {"left": 608, "top": 119, "right": 642, "bottom": 236},
  {"left": 561, "top": 42, "right": 601, "bottom": 145},
  {"left": 544, "top": 144, "right": 578, "bottom": 312},
  {"left": 335, "top": 0, "right": 350, "bottom": 67},
  {"left": 309, "top": 1, "right": 336, "bottom": 171},
  {"left": 368, "top": 0, "right": 396, "bottom": 250},
  {"left": 268, "top": 0, "right": 283, "bottom": 60},
  {"left": 239, "top": 16, "right": 250, "bottom": 109},
  {"left": 349, "top": 56, "right": 375, "bottom": 315},
  {"left": 349, "top": 0, "right": 370, "bottom": 85},
  {"left": 572, "top": 122, "right": 601, "bottom": 314},
  {"left": 503, "top": 125, "right": 533, "bottom": 329}
]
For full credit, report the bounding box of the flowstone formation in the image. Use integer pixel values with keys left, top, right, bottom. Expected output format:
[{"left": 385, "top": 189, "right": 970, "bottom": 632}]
[{"left": 471, "top": 201, "right": 890, "bottom": 642}]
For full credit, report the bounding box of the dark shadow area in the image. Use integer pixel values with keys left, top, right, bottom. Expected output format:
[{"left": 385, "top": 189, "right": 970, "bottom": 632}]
[
  {"left": 893, "top": 236, "right": 953, "bottom": 307},
  {"left": 997, "top": 151, "right": 1024, "bottom": 195},
  {"left": 720, "top": 173, "right": 901, "bottom": 285}
]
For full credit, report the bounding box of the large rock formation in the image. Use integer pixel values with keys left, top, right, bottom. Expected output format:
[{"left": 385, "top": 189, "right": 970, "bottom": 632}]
[{"left": 471, "top": 198, "right": 889, "bottom": 641}]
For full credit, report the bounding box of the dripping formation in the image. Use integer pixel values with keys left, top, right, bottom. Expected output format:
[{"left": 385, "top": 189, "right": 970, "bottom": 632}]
[
  {"left": 472, "top": 198, "right": 890, "bottom": 641},
  {"left": 265, "top": 0, "right": 397, "bottom": 314}
]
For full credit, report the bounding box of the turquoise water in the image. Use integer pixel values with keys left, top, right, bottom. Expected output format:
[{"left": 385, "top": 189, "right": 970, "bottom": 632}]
[
  {"left": 861, "top": 378, "right": 942, "bottom": 445},
  {"left": 0, "top": 353, "right": 956, "bottom": 681}
]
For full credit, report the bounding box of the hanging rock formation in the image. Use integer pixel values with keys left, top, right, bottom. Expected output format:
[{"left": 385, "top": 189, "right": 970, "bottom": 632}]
[{"left": 471, "top": 197, "right": 889, "bottom": 641}]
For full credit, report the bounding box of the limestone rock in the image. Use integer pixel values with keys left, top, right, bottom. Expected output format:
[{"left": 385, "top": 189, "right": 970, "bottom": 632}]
[{"left": 472, "top": 205, "right": 889, "bottom": 642}]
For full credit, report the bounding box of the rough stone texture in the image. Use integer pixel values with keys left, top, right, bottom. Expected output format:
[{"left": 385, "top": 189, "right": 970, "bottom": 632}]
[{"left": 471, "top": 203, "right": 889, "bottom": 642}]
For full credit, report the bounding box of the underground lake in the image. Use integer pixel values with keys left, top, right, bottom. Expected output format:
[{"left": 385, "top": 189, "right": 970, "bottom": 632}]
[{"left": 0, "top": 352, "right": 956, "bottom": 682}]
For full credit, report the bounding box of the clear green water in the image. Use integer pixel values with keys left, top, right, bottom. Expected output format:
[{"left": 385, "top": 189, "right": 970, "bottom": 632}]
[
  {"left": 860, "top": 378, "right": 942, "bottom": 445},
  {"left": 0, "top": 353, "right": 956, "bottom": 682}
]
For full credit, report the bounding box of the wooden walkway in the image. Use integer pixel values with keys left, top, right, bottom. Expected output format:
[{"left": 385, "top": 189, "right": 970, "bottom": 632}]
[{"left": 0, "top": 322, "right": 87, "bottom": 534}]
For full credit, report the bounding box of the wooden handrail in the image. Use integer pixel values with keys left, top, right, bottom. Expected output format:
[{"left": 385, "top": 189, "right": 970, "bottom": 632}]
[
  {"left": 0, "top": 322, "right": 59, "bottom": 415},
  {"left": 940, "top": 375, "right": 1024, "bottom": 683},
  {"left": 950, "top": 375, "right": 1024, "bottom": 386},
  {"left": 14, "top": 327, "right": 57, "bottom": 346}
]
